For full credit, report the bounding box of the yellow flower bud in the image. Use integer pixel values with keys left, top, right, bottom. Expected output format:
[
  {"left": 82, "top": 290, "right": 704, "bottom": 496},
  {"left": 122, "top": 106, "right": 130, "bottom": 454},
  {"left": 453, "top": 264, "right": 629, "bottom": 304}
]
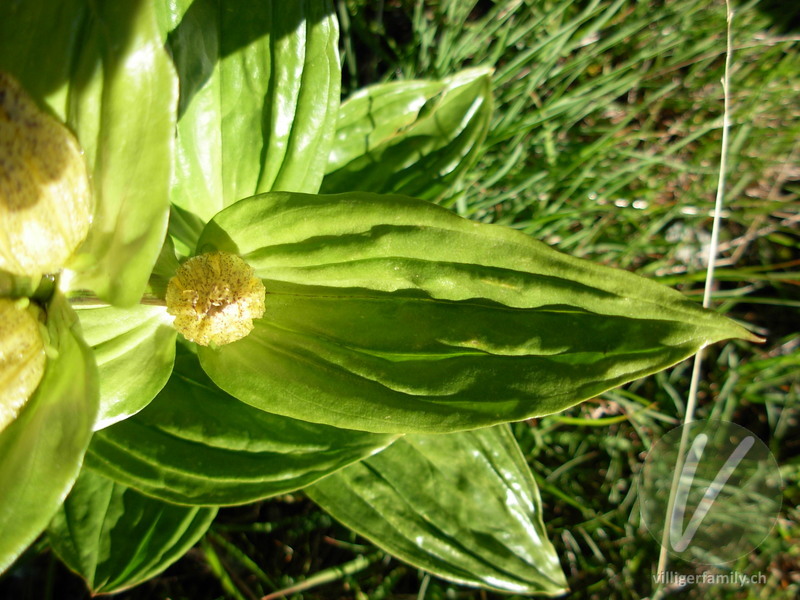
[
  {"left": 0, "top": 72, "right": 92, "bottom": 276},
  {"left": 0, "top": 298, "right": 46, "bottom": 432},
  {"left": 166, "top": 251, "right": 266, "bottom": 347}
]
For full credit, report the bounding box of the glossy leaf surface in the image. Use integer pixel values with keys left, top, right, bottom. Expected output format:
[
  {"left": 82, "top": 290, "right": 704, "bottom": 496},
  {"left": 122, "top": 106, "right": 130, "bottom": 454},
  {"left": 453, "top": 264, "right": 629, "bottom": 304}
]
[
  {"left": 307, "top": 425, "right": 568, "bottom": 595},
  {"left": 0, "top": 293, "right": 98, "bottom": 572},
  {"left": 322, "top": 68, "right": 492, "bottom": 200},
  {"left": 86, "top": 347, "right": 395, "bottom": 506},
  {"left": 197, "top": 191, "right": 756, "bottom": 434},
  {"left": 0, "top": 0, "right": 178, "bottom": 306},
  {"left": 166, "top": 0, "right": 340, "bottom": 222},
  {"left": 76, "top": 304, "right": 177, "bottom": 430},
  {"left": 65, "top": 1, "right": 178, "bottom": 305},
  {"left": 48, "top": 468, "right": 216, "bottom": 594}
]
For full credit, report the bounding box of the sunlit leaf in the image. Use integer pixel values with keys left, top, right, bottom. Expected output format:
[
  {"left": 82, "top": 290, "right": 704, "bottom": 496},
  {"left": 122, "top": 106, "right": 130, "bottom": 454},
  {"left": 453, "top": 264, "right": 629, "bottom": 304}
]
[
  {"left": 0, "top": 292, "right": 98, "bottom": 572},
  {"left": 322, "top": 68, "right": 492, "bottom": 201},
  {"left": 197, "top": 191, "right": 757, "bottom": 434},
  {"left": 145, "top": 232, "right": 181, "bottom": 299},
  {"left": 166, "top": 0, "right": 340, "bottom": 222},
  {"left": 76, "top": 303, "right": 176, "bottom": 430},
  {"left": 86, "top": 346, "right": 395, "bottom": 506},
  {"left": 307, "top": 425, "right": 568, "bottom": 595}
]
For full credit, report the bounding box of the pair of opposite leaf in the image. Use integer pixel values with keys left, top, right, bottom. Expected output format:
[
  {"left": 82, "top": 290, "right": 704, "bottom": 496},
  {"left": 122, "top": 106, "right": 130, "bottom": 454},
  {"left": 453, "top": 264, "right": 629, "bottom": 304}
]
[{"left": 1, "top": 68, "right": 757, "bottom": 437}]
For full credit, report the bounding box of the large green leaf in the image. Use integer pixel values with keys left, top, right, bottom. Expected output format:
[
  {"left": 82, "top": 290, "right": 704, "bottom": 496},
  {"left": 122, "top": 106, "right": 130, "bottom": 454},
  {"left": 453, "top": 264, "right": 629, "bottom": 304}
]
[
  {"left": 0, "top": 1, "right": 178, "bottom": 306},
  {"left": 76, "top": 304, "right": 177, "bottom": 430},
  {"left": 48, "top": 468, "right": 216, "bottom": 594},
  {"left": 307, "top": 425, "right": 568, "bottom": 596},
  {"left": 322, "top": 68, "right": 492, "bottom": 201},
  {"left": 166, "top": 0, "right": 340, "bottom": 222},
  {"left": 197, "top": 191, "right": 757, "bottom": 434},
  {"left": 65, "top": 2, "right": 178, "bottom": 305},
  {"left": 0, "top": 292, "right": 98, "bottom": 573},
  {"left": 0, "top": 0, "right": 86, "bottom": 114},
  {"left": 86, "top": 346, "right": 395, "bottom": 506}
]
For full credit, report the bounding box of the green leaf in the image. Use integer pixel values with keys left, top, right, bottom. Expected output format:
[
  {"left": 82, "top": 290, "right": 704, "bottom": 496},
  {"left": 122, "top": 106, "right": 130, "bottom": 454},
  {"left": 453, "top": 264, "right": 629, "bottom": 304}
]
[
  {"left": 153, "top": 0, "right": 192, "bottom": 38},
  {"left": 307, "top": 425, "right": 568, "bottom": 596},
  {"left": 322, "top": 68, "right": 492, "bottom": 201},
  {"left": 75, "top": 303, "right": 177, "bottom": 430},
  {"left": 48, "top": 467, "right": 216, "bottom": 594},
  {"left": 0, "top": 292, "right": 98, "bottom": 573},
  {"left": 166, "top": 0, "right": 340, "bottom": 222},
  {"left": 197, "top": 191, "right": 757, "bottom": 434},
  {"left": 145, "top": 232, "right": 182, "bottom": 298},
  {"left": 65, "top": 2, "right": 178, "bottom": 305},
  {"left": 168, "top": 203, "right": 207, "bottom": 260},
  {"left": 0, "top": 1, "right": 178, "bottom": 306},
  {"left": 86, "top": 346, "right": 395, "bottom": 506},
  {"left": 0, "top": 0, "right": 86, "bottom": 114}
]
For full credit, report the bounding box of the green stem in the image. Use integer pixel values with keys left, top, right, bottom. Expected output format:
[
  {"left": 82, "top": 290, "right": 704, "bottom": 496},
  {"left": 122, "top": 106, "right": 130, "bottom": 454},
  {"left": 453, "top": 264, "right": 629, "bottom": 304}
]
[
  {"left": 67, "top": 294, "right": 166, "bottom": 308},
  {"left": 260, "top": 552, "right": 383, "bottom": 600},
  {"left": 654, "top": 1, "right": 735, "bottom": 594}
]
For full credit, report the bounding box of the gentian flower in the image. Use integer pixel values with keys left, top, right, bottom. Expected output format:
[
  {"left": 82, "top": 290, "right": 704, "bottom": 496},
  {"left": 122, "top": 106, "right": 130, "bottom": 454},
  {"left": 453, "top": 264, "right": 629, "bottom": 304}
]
[
  {"left": 0, "top": 71, "right": 95, "bottom": 431},
  {"left": 0, "top": 72, "right": 97, "bottom": 572}
]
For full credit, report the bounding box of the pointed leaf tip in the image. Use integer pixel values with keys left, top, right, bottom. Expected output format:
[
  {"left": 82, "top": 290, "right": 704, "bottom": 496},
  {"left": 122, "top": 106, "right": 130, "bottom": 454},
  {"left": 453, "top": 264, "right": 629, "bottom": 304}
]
[{"left": 197, "top": 191, "right": 756, "bottom": 434}]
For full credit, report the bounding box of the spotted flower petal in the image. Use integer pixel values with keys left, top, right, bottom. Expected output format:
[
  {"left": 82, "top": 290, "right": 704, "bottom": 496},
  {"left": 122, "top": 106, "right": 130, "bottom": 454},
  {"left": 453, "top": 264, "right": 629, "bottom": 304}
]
[
  {"left": 0, "top": 298, "right": 45, "bottom": 432},
  {"left": 0, "top": 72, "right": 92, "bottom": 277},
  {"left": 166, "top": 252, "right": 266, "bottom": 347}
]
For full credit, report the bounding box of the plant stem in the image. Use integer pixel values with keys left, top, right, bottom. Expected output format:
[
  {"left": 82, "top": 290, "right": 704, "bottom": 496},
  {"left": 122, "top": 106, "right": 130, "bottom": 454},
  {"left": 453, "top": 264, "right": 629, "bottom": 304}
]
[
  {"left": 67, "top": 294, "right": 166, "bottom": 307},
  {"left": 653, "top": 0, "right": 735, "bottom": 594},
  {"left": 260, "top": 552, "right": 383, "bottom": 600}
]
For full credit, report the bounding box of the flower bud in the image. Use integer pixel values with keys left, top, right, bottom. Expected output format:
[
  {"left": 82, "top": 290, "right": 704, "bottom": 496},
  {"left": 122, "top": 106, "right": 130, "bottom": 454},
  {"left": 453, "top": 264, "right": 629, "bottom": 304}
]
[
  {"left": 0, "top": 72, "right": 92, "bottom": 276},
  {"left": 166, "top": 251, "right": 266, "bottom": 346},
  {"left": 0, "top": 298, "right": 46, "bottom": 432}
]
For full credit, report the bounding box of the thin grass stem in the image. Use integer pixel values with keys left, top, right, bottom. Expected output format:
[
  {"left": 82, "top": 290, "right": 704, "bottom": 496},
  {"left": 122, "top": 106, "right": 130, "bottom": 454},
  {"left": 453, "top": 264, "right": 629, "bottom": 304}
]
[{"left": 653, "top": 0, "right": 735, "bottom": 593}]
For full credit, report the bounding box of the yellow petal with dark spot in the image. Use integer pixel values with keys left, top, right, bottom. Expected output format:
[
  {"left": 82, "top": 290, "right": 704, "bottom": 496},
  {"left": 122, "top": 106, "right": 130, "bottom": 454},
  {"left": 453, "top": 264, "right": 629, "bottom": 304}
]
[
  {"left": 0, "top": 72, "right": 92, "bottom": 276},
  {"left": 0, "top": 298, "right": 46, "bottom": 432}
]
